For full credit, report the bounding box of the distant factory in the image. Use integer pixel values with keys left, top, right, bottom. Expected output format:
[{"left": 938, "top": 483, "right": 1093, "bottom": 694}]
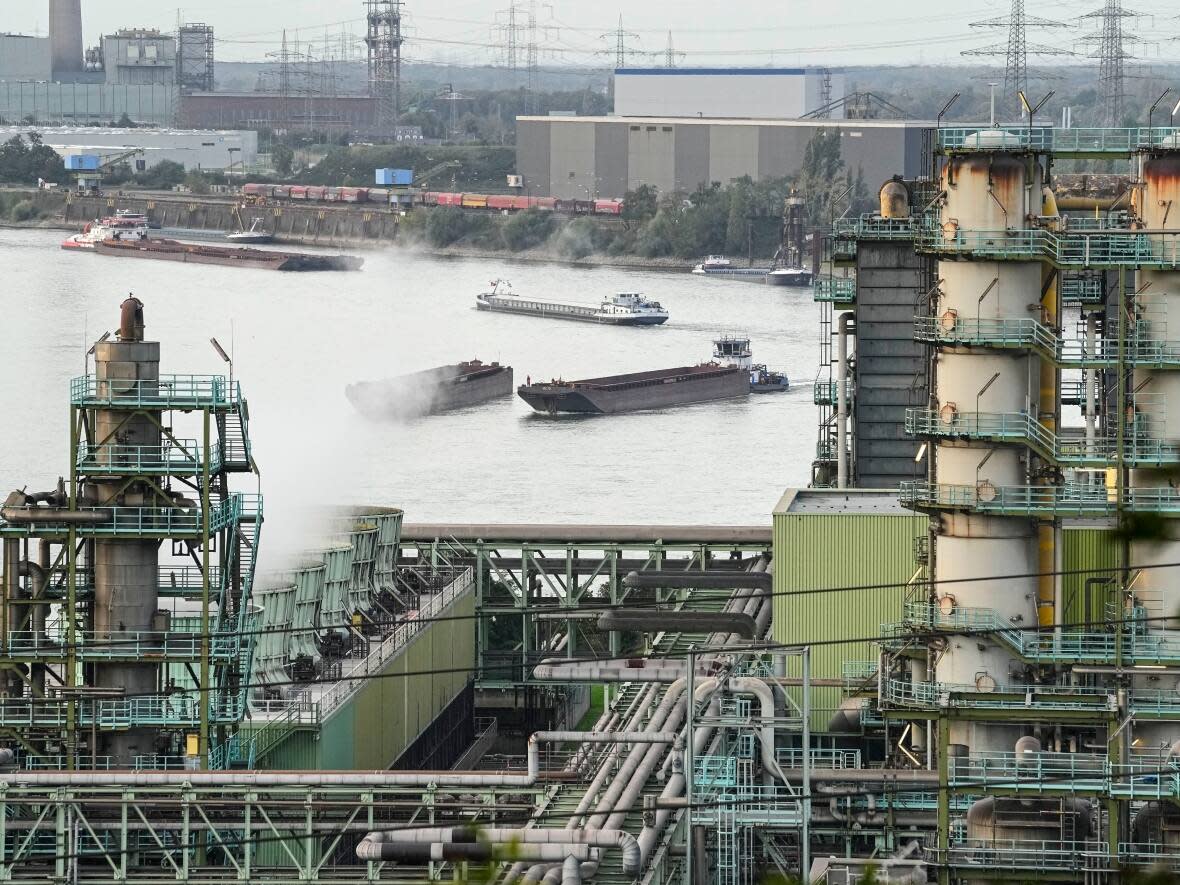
[
  {"left": 517, "top": 66, "right": 923, "bottom": 200},
  {"left": 0, "top": 125, "right": 257, "bottom": 171}
]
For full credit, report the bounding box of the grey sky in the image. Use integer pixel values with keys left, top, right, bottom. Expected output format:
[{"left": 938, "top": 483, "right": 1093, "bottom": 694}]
[{"left": 5, "top": 1, "right": 1179, "bottom": 66}]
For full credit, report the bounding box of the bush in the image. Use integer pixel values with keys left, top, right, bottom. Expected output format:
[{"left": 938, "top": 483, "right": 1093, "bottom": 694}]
[
  {"left": 423, "top": 206, "right": 495, "bottom": 248},
  {"left": 133, "top": 160, "right": 185, "bottom": 190},
  {"left": 9, "top": 199, "right": 38, "bottom": 222},
  {"left": 501, "top": 209, "right": 555, "bottom": 252}
]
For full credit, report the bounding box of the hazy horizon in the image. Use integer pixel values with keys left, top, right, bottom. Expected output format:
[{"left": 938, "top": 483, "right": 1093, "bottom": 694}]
[{"left": 4, "top": 0, "right": 1179, "bottom": 67}]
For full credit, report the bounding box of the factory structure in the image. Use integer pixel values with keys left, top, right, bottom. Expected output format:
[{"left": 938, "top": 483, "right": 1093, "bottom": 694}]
[
  {"left": 515, "top": 66, "right": 926, "bottom": 200},
  {"left": 4, "top": 127, "right": 1180, "bottom": 882}
]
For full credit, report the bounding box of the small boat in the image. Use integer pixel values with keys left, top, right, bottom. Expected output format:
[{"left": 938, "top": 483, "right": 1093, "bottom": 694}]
[
  {"left": 227, "top": 217, "right": 274, "bottom": 244},
  {"left": 476, "top": 280, "right": 668, "bottom": 326},
  {"left": 713, "top": 333, "right": 789, "bottom": 393}
]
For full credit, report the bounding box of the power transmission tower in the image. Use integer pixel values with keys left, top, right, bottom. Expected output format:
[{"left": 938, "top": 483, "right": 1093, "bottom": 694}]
[
  {"left": 1081, "top": 0, "right": 1138, "bottom": 125},
  {"left": 962, "top": 0, "right": 1071, "bottom": 108},
  {"left": 365, "top": 0, "right": 405, "bottom": 138},
  {"left": 601, "top": 15, "right": 639, "bottom": 69},
  {"left": 526, "top": 1, "right": 539, "bottom": 111}
]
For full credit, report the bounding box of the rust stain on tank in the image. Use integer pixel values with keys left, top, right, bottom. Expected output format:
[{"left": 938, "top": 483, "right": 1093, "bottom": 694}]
[{"left": 1143, "top": 156, "right": 1180, "bottom": 229}]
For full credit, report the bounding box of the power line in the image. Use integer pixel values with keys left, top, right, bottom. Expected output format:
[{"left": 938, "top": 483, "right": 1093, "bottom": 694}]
[
  {"left": 963, "top": 0, "right": 1073, "bottom": 106},
  {"left": 1081, "top": 0, "right": 1139, "bottom": 124}
]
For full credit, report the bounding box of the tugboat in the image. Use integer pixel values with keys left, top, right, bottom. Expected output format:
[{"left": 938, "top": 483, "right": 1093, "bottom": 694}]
[
  {"left": 713, "top": 333, "right": 790, "bottom": 393},
  {"left": 476, "top": 280, "right": 669, "bottom": 326},
  {"left": 61, "top": 214, "right": 152, "bottom": 250}
]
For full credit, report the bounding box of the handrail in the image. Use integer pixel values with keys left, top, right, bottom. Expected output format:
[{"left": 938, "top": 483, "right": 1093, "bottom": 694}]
[
  {"left": 70, "top": 374, "right": 241, "bottom": 409},
  {"left": 901, "top": 480, "right": 1180, "bottom": 515},
  {"left": 936, "top": 125, "right": 1180, "bottom": 154}
]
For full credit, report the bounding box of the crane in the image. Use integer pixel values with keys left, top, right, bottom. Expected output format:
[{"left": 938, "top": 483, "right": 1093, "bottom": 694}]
[
  {"left": 387, "top": 160, "right": 461, "bottom": 210},
  {"left": 68, "top": 148, "right": 146, "bottom": 195}
]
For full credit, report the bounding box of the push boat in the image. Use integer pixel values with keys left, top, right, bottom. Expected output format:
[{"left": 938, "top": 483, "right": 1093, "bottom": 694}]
[
  {"left": 475, "top": 280, "right": 668, "bottom": 326},
  {"left": 346, "top": 360, "right": 514, "bottom": 419},
  {"left": 61, "top": 215, "right": 152, "bottom": 250},
  {"left": 713, "top": 333, "right": 790, "bottom": 393},
  {"left": 227, "top": 217, "right": 274, "bottom": 244}
]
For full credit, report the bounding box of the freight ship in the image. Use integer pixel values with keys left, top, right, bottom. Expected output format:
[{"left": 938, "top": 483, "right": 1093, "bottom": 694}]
[
  {"left": 476, "top": 280, "right": 668, "bottom": 326},
  {"left": 518, "top": 363, "right": 747, "bottom": 415},
  {"left": 346, "top": 360, "right": 513, "bottom": 418},
  {"left": 93, "top": 238, "right": 363, "bottom": 271}
]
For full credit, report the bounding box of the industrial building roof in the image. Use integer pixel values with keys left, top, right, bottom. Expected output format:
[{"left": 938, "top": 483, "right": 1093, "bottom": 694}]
[
  {"left": 518, "top": 115, "right": 937, "bottom": 128},
  {"left": 774, "top": 488, "right": 915, "bottom": 516}
]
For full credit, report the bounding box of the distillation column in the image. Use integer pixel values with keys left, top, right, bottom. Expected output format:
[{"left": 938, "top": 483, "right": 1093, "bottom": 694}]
[
  {"left": 1130, "top": 143, "right": 1180, "bottom": 755},
  {"left": 930, "top": 146, "right": 1046, "bottom": 751},
  {"left": 90, "top": 299, "right": 164, "bottom": 763}
]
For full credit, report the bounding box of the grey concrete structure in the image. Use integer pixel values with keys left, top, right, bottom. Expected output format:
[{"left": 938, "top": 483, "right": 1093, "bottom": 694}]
[
  {"left": 0, "top": 81, "right": 176, "bottom": 126},
  {"left": 102, "top": 29, "right": 176, "bottom": 87},
  {"left": 516, "top": 116, "right": 930, "bottom": 200},
  {"left": 48, "top": 0, "right": 83, "bottom": 76},
  {"left": 852, "top": 240, "right": 931, "bottom": 489},
  {"left": 614, "top": 67, "right": 844, "bottom": 120},
  {"left": 0, "top": 125, "right": 259, "bottom": 171},
  {"left": 0, "top": 34, "right": 53, "bottom": 81}
]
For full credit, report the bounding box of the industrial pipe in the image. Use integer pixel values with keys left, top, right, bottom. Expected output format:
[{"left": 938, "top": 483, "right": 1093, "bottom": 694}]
[
  {"left": 358, "top": 827, "right": 640, "bottom": 875},
  {"left": 0, "top": 507, "right": 110, "bottom": 525},
  {"left": 561, "top": 854, "right": 581, "bottom": 885},
  {"left": 5, "top": 769, "right": 548, "bottom": 788},
  {"left": 595, "top": 609, "right": 757, "bottom": 638},
  {"left": 621, "top": 570, "right": 771, "bottom": 590},
  {"left": 837, "top": 312, "right": 855, "bottom": 489},
  {"left": 356, "top": 841, "right": 592, "bottom": 864},
  {"left": 527, "top": 731, "right": 681, "bottom": 780}
]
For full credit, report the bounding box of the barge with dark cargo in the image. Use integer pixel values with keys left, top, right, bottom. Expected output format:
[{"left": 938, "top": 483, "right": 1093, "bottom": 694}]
[
  {"left": 517, "top": 363, "right": 747, "bottom": 415},
  {"left": 347, "top": 360, "right": 513, "bottom": 418},
  {"left": 93, "top": 239, "right": 363, "bottom": 271}
]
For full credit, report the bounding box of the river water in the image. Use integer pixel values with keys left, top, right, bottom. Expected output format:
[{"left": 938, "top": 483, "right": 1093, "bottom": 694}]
[{"left": 0, "top": 227, "right": 818, "bottom": 563}]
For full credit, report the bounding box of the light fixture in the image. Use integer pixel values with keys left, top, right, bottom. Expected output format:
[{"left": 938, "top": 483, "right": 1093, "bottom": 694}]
[
  {"left": 915, "top": 443, "right": 928, "bottom": 463},
  {"left": 86, "top": 330, "right": 110, "bottom": 356},
  {"left": 209, "top": 337, "right": 230, "bottom": 363}
]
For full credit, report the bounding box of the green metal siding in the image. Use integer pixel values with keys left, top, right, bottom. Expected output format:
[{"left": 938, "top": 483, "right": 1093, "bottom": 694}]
[
  {"left": 773, "top": 511, "right": 925, "bottom": 730},
  {"left": 262, "top": 590, "right": 476, "bottom": 770},
  {"left": 1062, "top": 527, "right": 1121, "bottom": 627}
]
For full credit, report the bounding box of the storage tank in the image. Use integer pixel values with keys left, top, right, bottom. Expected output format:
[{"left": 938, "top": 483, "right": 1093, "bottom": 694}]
[{"left": 879, "top": 176, "right": 910, "bottom": 219}]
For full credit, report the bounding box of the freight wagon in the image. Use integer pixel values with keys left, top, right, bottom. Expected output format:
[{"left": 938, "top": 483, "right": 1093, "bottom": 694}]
[{"left": 237, "top": 184, "right": 626, "bottom": 216}]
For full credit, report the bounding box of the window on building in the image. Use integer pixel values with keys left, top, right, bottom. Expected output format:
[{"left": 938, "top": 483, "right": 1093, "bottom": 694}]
[
  {"left": 662, "top": 127, "right": 672, "bottom": 132},
  {"left": 145, "top": 44, "right": 158, "bottom": 60},
  {"left": 127, "top": 44, "right": 140, "bottom": 60}
]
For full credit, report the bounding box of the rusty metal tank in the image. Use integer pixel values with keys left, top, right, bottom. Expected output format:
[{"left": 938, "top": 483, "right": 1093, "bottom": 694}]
[{"left": 879, "top": 176, "right": 911, "bottom": 219}]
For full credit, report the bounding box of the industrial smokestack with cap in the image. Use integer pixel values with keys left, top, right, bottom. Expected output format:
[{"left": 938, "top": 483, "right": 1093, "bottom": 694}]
[{"left": 49, "top": 0, "right": 84, "bottom": 76}]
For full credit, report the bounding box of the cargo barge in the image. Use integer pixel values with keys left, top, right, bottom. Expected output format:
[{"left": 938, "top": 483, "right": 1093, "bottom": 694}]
[
  {"left": 93, "top": 239, "right": 363, "bottom": 271},
  {"left": 476, "top": 281, "right": 668, "bottom": 326},
  {"left": 346, "top": 360, "right": 513, "bottom": 418},
  {"left": 517, "top": 363, "right": 747, "bottom": 415}
]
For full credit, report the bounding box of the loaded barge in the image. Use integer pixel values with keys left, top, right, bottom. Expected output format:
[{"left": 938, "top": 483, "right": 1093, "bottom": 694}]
[
  {"left": 347, "top": 360, "right": 513, "bottom": 418},
  {"left": 93, "top": 239, "right": 363, "bottom": 271},
  {"left": 476, "top": 281, "right": 668, "bottom": 326},
  {"left": 518, "top": 363, "right": 747, "bottom": 415}
]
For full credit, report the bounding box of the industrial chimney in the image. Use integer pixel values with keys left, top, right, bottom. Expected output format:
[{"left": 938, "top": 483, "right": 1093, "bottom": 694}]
[{"left": 49, "top": 0, "right": 84, "bottom": 76}]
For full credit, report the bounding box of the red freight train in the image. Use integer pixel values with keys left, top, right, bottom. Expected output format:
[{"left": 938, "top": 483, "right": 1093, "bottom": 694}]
[{"left": 240, "top": 183, "right": 623, "bottom": 216}]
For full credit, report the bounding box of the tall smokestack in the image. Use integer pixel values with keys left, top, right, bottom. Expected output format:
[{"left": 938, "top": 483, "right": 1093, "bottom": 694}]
[{"left": 49, "top": 0, "right": 84, "bottom": 76}]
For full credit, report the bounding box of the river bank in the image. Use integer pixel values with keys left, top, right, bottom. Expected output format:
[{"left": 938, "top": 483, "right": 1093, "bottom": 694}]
[{"left": 0, "top": 188, "right": 723, "bottom": 272}]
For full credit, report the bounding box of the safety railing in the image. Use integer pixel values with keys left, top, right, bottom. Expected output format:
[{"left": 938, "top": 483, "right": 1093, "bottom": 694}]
[
  {"left": 2, "top": 628, "right": 247, "bottom": 662},
  {"left": 931, "top": 839, "right": 1108, "bottom": 871},
  {"left": 882, "top": 677, "right": 1114, "bottom": 711},
  {"left": 904, "top": 602, "right": 1180, "bottom": 664},
  {"left": 70, "top": 374, "right": 241, "bottom": 409},
  {"left": 776, "top": 747, "right": 862, "bottom": 770},
  {"left": 1059, "top": 274, "right": 1105, "bottom": 304},
  {"left": 936, "top": 125, "right": 1180, "bottom": 154},
  {"left": 949, "top": 750, "right": 1108, "bottom": 791},
  {"left": 917, "top": 226, "right": 1180, "bottom": 269},
  {"left": 812, "top": 380, "right": 851, "bottom": 406},
  {"left": 0, "top": 695, "right": 203, "bottom": 728},
  {"left": 904, "top": 408, "right": 1180, "bottom": 466},
  {"left": 914, "top": 315, "right": 1061, "bottom": 355},
  {"left": 75, "top": 440, "right": 211, "bottom": 476},
  {"left": 833, "top": 216, "right": 921, "bottom": 241},
  {"left": 901, "top": 480, "right": 1180, "bottom": 516},
  {"left": 813, "top": 277, "right": 856, "bottom": 303}
]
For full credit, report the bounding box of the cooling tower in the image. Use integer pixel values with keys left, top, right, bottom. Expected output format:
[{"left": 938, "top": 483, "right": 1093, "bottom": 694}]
[{"left": 49, "top": 0, "right": 84, "bottom": 75}]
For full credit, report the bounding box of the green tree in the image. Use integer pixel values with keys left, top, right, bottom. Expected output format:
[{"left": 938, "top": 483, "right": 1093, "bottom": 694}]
[
  {"left": 622, "top": 184, "right": 658, "bottom": 224},
  {"left": 797, "top": 127, "right": 850, "bottom": 229},
  {"left": 0, "top": 134, "right": 63, "bottom": 185},
  {"left": 501, "top": 209, "right": 555, "bottom": 252},
  {"left": 133, "top": 160, "right": 186, "bottom": 190},
  {"left": 272, "top": 144, "right": 294, "bottom": 176}
]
